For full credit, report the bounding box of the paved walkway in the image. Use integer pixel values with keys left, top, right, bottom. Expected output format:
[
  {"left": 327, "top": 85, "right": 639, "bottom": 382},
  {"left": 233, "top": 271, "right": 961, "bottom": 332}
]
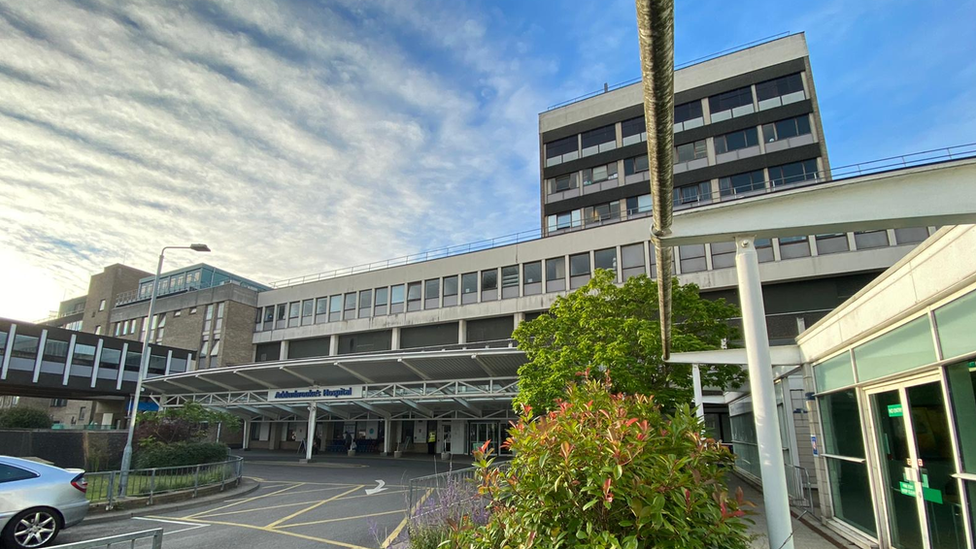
[{"left": 727, "top": 475, "right": 834, "bottom": 549}]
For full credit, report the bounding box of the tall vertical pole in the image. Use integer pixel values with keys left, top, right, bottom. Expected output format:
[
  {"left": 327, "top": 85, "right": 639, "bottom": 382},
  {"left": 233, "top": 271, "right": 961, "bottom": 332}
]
[
  {"left": 119, "top": 251, "right": 165, "bottom": 497},
  {"left": 305, "top": 403, "right": 317, "bottom": 462},
  {"left": 692, "top": 364, "right": 705, "bottom": 422},
  {"left": 735, "top": 236, "right": 794, "bottom": 549}
]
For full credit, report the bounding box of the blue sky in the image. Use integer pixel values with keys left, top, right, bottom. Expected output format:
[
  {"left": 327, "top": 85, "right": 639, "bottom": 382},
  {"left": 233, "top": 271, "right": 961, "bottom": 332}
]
[{"left": 0, "top": 0, "right": 974, "bottom": 320}]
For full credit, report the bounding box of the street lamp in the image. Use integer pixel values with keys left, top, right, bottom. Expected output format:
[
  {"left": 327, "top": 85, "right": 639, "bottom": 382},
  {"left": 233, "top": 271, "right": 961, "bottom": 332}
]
[{"left": 118, "top": 244, "right": 210, "bottom": 497}]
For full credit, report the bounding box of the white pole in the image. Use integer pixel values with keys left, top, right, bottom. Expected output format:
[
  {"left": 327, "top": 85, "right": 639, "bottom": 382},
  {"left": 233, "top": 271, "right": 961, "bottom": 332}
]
[
  {"left": 735, "top": 235, "right": 794, "bottom": 549},
  {"left": 384, "top": 418, "right": 392, "bottom": 455},
  {"left": 242, "top": 420, "right": 250, "bottom": 451},
  {"left": 118, "top": 250, "right": 165, "bottom": 497},
  {"left": 305, "top": 403, "right": 317, "bottom": 461},
  {"left": 692, "top": 364, "right": 705, "bottom": 422}
]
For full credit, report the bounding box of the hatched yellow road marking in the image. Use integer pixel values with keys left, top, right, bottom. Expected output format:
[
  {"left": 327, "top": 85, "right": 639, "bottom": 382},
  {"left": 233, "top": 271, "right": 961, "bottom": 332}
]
[
  {"left": 198, "top": 489, "right": 408, "bottom": 518},
  {"left": 381, "top": 488, "right": 432, "bottom": 548},
  {"left": 265, "top": 485, "right": 364, "bottom": 528},
  {"left": 145, "top": 515, "right": 372, "bottom": 549},
  {"left": 276, "top": 509, "right": 406, "bottom": 529},
  {"left": 183, "top": 482, "right": 304, "bottom": 518}
]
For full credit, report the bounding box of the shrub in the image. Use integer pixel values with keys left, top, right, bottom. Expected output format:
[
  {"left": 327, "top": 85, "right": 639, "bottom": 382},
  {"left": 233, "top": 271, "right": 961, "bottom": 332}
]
[
  {"left": 0, "top": 406, "right": 53, "bottom": 429},
  {"left": 134, "top": 441, "right": 229, "bottom": 469},
  {"left": 450, "top": 377, "right": 752, "bottom": 549}
]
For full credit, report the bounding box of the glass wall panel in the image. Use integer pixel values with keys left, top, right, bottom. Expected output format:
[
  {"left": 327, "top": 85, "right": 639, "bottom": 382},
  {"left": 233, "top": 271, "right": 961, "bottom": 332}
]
[
  {"left": 946, "top": 359, "right": 976, "bottom": 474},
  {"left": 935, "top": 290, "right": 976, "bottom": 360},
  {"left": 819, "top": 389, "right": 865, "bottom": 457},
  {"left": 825, "top": 459, "right": 877, "bottom": 536},
  {"left": 854, "top": 317, "right": 936, "bottom": 382},
  {"left": 814, "top": 353, "right": 855, "bottom": 393}
]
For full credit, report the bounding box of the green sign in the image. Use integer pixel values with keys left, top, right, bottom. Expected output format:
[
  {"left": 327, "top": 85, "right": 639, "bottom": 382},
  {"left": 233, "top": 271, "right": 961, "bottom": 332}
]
[
  {"left": 923, "top": 487, "right": 943, "bottom": 504},
  {"left": 888, "top": 404, "right": 904, "bottom": 418},
  {"left": 899, "top": 481, "right": 917, "bottom": 497}
]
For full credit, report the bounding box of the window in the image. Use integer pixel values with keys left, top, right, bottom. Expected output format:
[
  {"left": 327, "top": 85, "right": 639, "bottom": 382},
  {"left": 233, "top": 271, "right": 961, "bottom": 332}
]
[
  {"left": 621, "top": 116, "right": 646, "bottom": 145},
  {"left": 11, "top": 334, "right": 39, "bottom": 359},
  {"left": 818, "top": 389, "right": 877, "bottom": 536},
  {"left": 524, "top": 262, "right": 542, "bottom": 284},
  {"left": 94, "top": 325, "right": 102, "bottom": 335},
  {"left": 546, "top": 210, "right": 582, "bottom": 233},
  {"left": 276, "top": 304, "right": 286, "bottom": 323},
  {"left": 154, "top": 314, "right": 165, "bottom": 342},
  {"left": 581, "top": 124, "right": 616, "bottom": 156},
  {"left": 114, "top": 323, "right": 121, "bottom": 336},
  {"left": 174, "top": 310, "right": 181, "bottom": 317},
  {"left": 778, "top": 236, "right": 811, "bottom": 259},
  {"left": 714, "top": 127, "right": 759, "bottom": 154},
  {"left": 679, "top": 244, "right": 707, "bottom": 273},
  {"left": 424, "top": 279, "right": 439, "bottom": 309},
  {"left": 569, "top": 253, "right": 590, "bottom": 289},
  {"left": 582, "top": 162, "right": 618, "bottom": 185},
  {"left": 98, "top": 299, "right": 106, "bottom": 311},
  {"left": 762, "top": 115, "right": 811, "bottom": 142},
  {"left": 189, "top": 306, "right": 197, "bottom": 314},
  {"left": 443, "top": 276, "right": 458, "bottom": 306},
  {"left": 265, "top": 305, "right": 275, "bottom": 323},
  {"left": 710, "top": 241, "right": 736, "bottom": 269},
  {"left": 621, "top": 243, "right": 646, "bottom": 280},
  {"left": 390, "top": 284, "right": 406, "bottom": 313},
  {"left": 374, "top": 287, "right": 389, "bottom": 315},
  {"left": 584, "top": 201, "right": 620, "bottom": 225},
  {"left": 344, "top": 292, "right": 358, "bottom": 318},
  {"left": 461, "top": 273, "right": 478, "bottom": 304},
  {"left": 501, "top": 266, "right": 519, "bottom": 299},
  {"left": 895, "top": 227, "right": 929, "bottom": 245},
  {"left": 594, "top": 248, "right": 617, "bottom": 275},
  {"left": 73, "top": 343, "right": 96, "bottom": 368},
  {"left": 719, "top": 170, "right": 766, "bottom": 197},
  {"left": 315, "top": 298, "right": 328, "bottom": 316},
  {"left": 545, "top": 135, "right": 579, "bottom": 166},
  {"left": 768, "top": 159, "right": 819, "bottom": 187},
  {"left": 173, "top": 273, "right": 185, "bottom": 289},
  {"left": 626, "top": 194, "right": 652, "bottom": 215},
  {"left": 157, "top": 277, "right": 169, "bottom": 294},
  {"left": 0, "top": 464, "right": 37, "bottom": 484},
  {"left": 673, "top": 182, "right": 711, "bottom": 207},
  {"left": 624, "top": 155, "right": 649, "bottom": 175},
  {"left": 756, "top": 73, "right": 804, "bottom": 103},
  {"left": 756, "top": 238, "right": 775, "bottom": 263},
  {"left": 674, "top": 140, "right": 707, "bottom": 164},
  {"left": 674, "top": 100, "right": 704, "bottom": 131},
  {"left": 816, "top": 233, "right": 849, "bottom": 255},
  {"left": 481, "top": 270, "right": 498, "bottom": 301},
  {"left": 708, "top": 86, "right": 753, "bottom": 118},
  {"left": 289, "top": 302, "right": 300, "bottom": 319},
  {"left": 854, "top": 230, "right": 889, "bottom": 249},
  {"left": 548, "top": 173, "right": 578, "bottom": 194},
  {"left": 358, "top": 290, "right": 372, "bottom": 317},
  {"left": 302, "top": 299, "right": 313, "bottom": 318},
  {"left": 51, "top": 398, "right": 68, "bottom": 407},
  {"left": 329, "top": 295, "right": 342, "bottom": 321}
]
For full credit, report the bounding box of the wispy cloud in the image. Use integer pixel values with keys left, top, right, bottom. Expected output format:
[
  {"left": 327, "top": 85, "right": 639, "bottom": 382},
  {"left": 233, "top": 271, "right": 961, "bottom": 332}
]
[{"left": 0, "top": 0, "right": 550, "bottom": 320}]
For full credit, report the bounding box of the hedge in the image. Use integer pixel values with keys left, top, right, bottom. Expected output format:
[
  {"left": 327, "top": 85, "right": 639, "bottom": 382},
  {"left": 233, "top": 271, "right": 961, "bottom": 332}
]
[
  {"left": 134, "top": 441, "right": 229, "bottom": 469},
  {"left": 0, "top": 406, "right": 53, "bottom": 429}
]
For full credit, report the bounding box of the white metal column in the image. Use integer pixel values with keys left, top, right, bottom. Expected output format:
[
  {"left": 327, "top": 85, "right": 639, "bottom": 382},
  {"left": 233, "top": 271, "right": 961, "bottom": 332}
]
[
  {"left": 242, "top": 420, "right": 250, "bottom": 450},
  {"left": 692, "top": 364, "right": 705, "bottom": 421},
  {"left": 305, "top": 403, "right": 317, "bottom": 461},
  {"left": 384, "top": 418, "right": 392, "bottom": 455},
  {"left": 735, "top": 235, "right": 794, "bottom": 549}
]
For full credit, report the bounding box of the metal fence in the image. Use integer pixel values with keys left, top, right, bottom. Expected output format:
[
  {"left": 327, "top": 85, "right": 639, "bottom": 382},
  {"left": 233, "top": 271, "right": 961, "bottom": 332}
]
[
  {"left": 406, "top": 461, "right": 510, "bottom": 517},
  {"left": 50, "top": 529, "right": 163, "bottom": 549},
  {"left": 86, "top": 456, "right": 244, "bottom": 509},
  {"left": 786, "top": 464, "right": 813, "bottom": 516}
]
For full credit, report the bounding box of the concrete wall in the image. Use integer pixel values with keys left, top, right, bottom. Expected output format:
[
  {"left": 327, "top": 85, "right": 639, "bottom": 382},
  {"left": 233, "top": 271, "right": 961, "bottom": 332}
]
[
  {"left": 81, "top": 264, "right": 150, "bottom": 335},
  {"left": 0, "top": 429, "right": 128, "bottom": 470}
]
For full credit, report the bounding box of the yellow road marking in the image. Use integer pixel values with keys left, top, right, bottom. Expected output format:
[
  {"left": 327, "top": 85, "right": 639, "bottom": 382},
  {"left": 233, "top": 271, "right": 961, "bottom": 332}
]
[
  {"left": 198, "top": 489, "right": 408, "bottom": 518},
  {"left": 144, "top": 515, "right": 372, "bottom": 549},
  {"left": 265, "top": 485, "right": 363, "bottom": 528},
  {"left": 184, "top": 482, "right": 304, "bottom": 518},
  {"left": 381, "top": 488, "right": 432, "bottom": 548},
  {"left": 276, "top": 509, "right": 405, "bottom": 529}
]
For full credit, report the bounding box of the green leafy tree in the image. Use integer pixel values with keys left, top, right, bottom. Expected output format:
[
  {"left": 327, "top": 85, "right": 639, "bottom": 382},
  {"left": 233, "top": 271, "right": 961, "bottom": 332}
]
[
  {"left": 514, "top": 270, "right": 744, "bottom": 413},
  {"left": 449, "top": 378, "right": 752, "bottom": 549},
  {"left": 0, "top": 406, "right": 53, "bottom": 429},
  {"left": 135, "top": 402, "right": 239, "bottom": 447}
]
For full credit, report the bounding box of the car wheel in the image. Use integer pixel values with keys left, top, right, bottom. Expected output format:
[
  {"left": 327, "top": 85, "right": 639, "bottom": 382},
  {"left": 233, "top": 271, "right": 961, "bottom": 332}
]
[{"left": 2, "top": 508, "right": 61, "bottom": 549}]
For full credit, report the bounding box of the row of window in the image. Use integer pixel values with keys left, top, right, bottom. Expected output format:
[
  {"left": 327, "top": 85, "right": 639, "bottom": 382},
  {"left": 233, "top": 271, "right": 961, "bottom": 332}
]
[
  {"left": 0, "top": 329, "right": 186, "bottom": 380},
  {"left": 546, "top": 157, "right": 821, "bottom": 235},
  {"left": 545, "top": 73, "right": 807, "bottom": 166},
  {"left": 255, "top": 226, "right": 932, "bottom": 334},
  {"left": 545, "top": 114, "right": 813, "bottom": 197},
  {"left": 138, "top": 270, "right": 203, "bottom": 299}
]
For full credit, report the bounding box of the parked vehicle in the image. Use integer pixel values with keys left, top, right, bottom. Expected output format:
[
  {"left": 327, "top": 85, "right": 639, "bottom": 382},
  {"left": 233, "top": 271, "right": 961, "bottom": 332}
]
[{"left": 0, "top": 456, "right": 88, "bottom": 549}]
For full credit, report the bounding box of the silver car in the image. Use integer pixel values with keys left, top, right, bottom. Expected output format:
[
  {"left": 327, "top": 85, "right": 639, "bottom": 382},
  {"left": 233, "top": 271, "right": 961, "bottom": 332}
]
[{"left": 0, "top": 456, "right": 89, "bottom": 549}]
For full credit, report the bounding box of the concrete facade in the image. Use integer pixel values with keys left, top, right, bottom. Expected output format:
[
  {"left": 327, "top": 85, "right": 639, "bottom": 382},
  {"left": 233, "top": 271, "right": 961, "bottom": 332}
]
[{"left": 81, "top": 264, "right": 151, "bottom": 335}]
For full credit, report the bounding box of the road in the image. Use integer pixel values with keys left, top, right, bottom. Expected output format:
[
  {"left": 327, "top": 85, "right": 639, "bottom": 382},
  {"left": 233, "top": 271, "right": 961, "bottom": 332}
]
[{"left": 57, "top": 455, "right": 461, "bottom": 549}]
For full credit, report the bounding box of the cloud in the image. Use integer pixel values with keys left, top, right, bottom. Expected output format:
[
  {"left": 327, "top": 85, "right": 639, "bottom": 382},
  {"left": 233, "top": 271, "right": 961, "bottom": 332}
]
[{"left": 0, "top": 0, "right": 549, "bottom": 320}]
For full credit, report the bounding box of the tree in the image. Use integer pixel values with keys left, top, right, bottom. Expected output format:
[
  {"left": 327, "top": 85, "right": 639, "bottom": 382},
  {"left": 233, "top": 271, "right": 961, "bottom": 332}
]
[
  {"left": 0, "top": 407, "right": 53, "bottom": 429},
  {"left": 134, "top": 402, "right": 239, "bottom": 447},
  {"left": 513, "top": 270, "right": 745, "bottom": 413}
]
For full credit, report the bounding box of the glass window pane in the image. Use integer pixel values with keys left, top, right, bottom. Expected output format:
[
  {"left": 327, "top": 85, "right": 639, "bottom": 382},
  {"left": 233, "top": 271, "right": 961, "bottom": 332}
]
[
  {"left": 462, "top": 273, "right": 478, "bottom": 294},
  {"left": 946, "top": 360, "right": 976, "bottom": 473},
  {"left": 935, "top": 290, "right": 976, "bottom": 360},
  {"left": 594, "top": 248, "right": 617, "bottom": 272},
  {"left": 825, "top": 458, "right": 877, "bottom": 536},
  {"left": 302, "top": 300, "right": 313, "bottom": 317},
  {"left": 819, "top": 389, "right": 865, "bottom": 457},
  {"left": 443, "top": 276, "right": 458, "bottom": 296},
  {"left": 391, "top": 285, "right": 405, "bottom": 304},
  {"left": 814, "top": 353, "right": 856, "bottom": 392},
  {"left": 569, "top": 253, "right": 590, "bottom": 277},
  {"left": 407, "top": 283, "right": 422, "bottom": 301},
  {"left": 425, "top": 279, "right": 439, "bottom": 298},
  {"left": 12, "top": 334, "right": 39, "bottom": 359},
  {"left": 375, "top": 288, "right": 389, "bottom": 306},
  {"left": 546, "top": 258, "right": 565, "bottom": 281},
  {"left": 854, "top": 317, "right": 937, "bottom": 382},
  {"left": 359, "top": 290, "right": 372, "bottom": 309},
  {"left": 524, "top": 262, "right": 542, "bottom": 284},
  {"left": 481, "top": 270, "right": 498, "bottom": 291},
  {"left": 501, "top": 266, "right": 518, "bottom": 287}
]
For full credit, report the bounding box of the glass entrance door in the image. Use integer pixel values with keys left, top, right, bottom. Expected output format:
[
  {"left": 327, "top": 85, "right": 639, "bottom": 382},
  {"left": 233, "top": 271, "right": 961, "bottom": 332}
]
[
  {"left": 468, "top": 422, "right": 498, "bottom": 455},
  {"left": 870, "top": 379, "right": 967, "bottom": 549}
]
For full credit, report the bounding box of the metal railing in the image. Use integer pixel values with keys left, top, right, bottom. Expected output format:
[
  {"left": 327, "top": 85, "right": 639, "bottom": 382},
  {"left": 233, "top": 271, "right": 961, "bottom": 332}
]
[
  {"left": 86, "top": 456, "right": 243, "bottom": 509},
  {"left": 545, "top": 32, "right": 793, "bottom": 111},
  {"left": 407, "top": 461, "right": 511, "bottom": 517},
  {"left": 267, "top": 141, "right": 976, "bottom": 290},
  {"left": 786, "top": 464, "right": 813, "bottom": 519},
  {"left": 50, "top": 529, "right": 163, "bottom": 549}
]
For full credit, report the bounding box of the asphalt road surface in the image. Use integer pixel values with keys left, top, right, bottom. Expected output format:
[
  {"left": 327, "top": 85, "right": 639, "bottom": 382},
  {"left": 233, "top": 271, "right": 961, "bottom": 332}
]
[{"left": 56, "top": 455, "right": 461, "bottom": 549}]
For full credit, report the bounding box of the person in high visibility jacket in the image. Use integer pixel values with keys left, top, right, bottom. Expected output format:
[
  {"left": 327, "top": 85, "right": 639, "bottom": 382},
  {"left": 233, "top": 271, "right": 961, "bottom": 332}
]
[{"left": 428, "top": 429, "right": 436, "bottom": 454}]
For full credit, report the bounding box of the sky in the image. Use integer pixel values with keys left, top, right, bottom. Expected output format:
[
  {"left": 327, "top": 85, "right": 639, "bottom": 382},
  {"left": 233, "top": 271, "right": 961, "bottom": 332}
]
[{"left": 1, "top": 0, "right": 974, "bottom": 322}]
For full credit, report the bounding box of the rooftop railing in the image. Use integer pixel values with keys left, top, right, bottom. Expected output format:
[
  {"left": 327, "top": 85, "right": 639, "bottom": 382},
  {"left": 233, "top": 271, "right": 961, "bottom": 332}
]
[
  {"left": 545, "top": 32, "right": 794, "bottom": 111},
  {"left": 268, "top": 142, "right": 976, "bottom": 290}
]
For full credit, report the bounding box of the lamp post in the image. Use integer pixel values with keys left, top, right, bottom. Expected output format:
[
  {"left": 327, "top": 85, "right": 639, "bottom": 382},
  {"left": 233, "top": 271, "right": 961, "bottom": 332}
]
[{"left": 118, "top": 243, "right": 210, "bottom": 498}]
